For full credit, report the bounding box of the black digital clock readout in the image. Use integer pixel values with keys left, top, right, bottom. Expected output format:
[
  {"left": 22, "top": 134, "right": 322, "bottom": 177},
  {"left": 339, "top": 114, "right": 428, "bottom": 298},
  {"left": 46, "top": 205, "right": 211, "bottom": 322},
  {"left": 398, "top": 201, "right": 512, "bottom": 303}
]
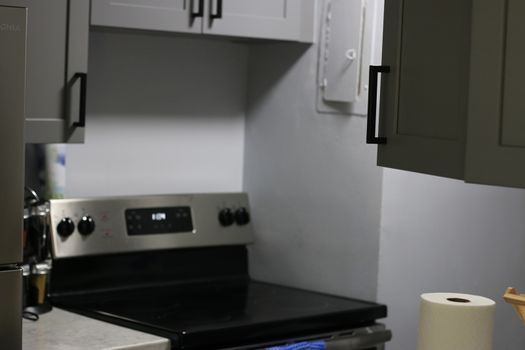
[{"left": 125, "top": 206, "right": 193, "bottom": 236}]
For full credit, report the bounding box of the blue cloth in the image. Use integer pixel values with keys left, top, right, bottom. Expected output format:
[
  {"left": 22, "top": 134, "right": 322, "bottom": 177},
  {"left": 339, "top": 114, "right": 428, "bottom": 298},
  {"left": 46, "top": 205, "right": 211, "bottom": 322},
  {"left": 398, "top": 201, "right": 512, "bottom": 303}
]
[{"left": 266, "top": 340, "right": 326, "bottom": 350}]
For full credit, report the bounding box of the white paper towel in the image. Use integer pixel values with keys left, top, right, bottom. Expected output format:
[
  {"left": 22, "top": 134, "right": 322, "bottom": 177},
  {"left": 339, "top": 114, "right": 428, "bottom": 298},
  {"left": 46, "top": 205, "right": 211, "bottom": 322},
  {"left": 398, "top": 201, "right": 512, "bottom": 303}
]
[{"left": 417, "top": 293, "right": 495, "bottom": 350}]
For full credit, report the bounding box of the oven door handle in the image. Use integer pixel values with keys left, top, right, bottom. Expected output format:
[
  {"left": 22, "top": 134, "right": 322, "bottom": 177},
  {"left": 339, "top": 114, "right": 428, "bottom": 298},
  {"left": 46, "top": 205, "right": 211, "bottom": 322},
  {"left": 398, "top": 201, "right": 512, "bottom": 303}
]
[{"left": 326, "top": 329, "right": 392, "bottom": 349}]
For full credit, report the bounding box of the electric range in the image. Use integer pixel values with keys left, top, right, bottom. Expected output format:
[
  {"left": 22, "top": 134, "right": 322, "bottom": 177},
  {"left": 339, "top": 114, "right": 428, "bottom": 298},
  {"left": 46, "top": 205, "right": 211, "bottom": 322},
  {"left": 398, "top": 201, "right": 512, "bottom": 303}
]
[{"left": 48, "top": 193, "right": 391, "bottom": 349}]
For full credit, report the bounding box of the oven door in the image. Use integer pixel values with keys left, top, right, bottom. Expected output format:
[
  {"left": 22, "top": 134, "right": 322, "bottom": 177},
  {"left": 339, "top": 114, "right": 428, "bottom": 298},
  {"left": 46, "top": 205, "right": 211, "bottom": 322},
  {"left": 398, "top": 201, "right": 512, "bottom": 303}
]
[
  {"left": 322, "top": 325, "right": 392, "bottom": 350},
  {"left": 227, "top": 324, "right": 392, "bottom": 350}
]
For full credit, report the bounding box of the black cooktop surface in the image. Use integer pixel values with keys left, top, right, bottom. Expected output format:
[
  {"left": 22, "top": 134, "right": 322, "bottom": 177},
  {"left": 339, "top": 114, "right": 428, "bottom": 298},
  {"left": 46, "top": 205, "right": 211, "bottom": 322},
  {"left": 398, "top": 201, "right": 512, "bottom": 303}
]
[
  {"left": 55, "top": 279, "right": 386, "bottom": 349},
  {"left": 51, "top": 247, "right": 387, "bottom": 349}
]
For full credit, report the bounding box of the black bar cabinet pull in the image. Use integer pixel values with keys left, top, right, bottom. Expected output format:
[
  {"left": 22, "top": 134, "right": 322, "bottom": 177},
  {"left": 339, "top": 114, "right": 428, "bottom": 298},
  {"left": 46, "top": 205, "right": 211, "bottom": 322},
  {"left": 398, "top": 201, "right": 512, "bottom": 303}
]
[
  {"left": 366, "top": 65, "right": 390, "bottom": 144},
  {"left": 210, "top": 0, "right": 223, "bottom": 19},
  {"left": 190, "top": 0, "right": 204, "bottom": 19},
  {"left": 73, "top": 72, "right": 87, "bottom": 128}
]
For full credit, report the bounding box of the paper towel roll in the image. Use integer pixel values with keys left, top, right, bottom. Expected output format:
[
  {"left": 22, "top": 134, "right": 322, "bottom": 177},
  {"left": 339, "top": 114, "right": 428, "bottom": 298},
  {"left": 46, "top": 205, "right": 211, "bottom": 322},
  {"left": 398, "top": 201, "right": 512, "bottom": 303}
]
[{"left": 417, "top": 293, "right": 495, "bottom": 350}]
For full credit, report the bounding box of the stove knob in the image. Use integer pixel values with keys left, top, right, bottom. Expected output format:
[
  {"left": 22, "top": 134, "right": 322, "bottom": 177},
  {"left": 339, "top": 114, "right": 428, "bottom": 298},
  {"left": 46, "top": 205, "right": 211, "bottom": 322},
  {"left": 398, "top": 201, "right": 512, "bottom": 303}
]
[
  {"left": 78, "top": 215, "right": 96, "bottom": 236},
  {"left": 57, "top": 218, "right": 75, "bottom": 237},
  {"left": 234, "top": 207, "right": 250, "bottom": 226},
  {"left": 218, "top": 208, "right": 234, "bottom": 226}
]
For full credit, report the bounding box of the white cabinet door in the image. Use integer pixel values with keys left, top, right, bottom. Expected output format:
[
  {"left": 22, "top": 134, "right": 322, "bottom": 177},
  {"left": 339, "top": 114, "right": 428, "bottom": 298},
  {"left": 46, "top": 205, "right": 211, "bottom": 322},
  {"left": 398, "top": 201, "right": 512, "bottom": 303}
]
[
  {"left": 91, "top": 0, "right": 202, "bottom": 34},
  {"left": 202, "top": 0, "right": 314, "bottom": 42},
  {"left": 465, "top": 0, "right": 525, "bottom": 188},
  {"left": 375, "top": 0, "right": 470, "bottom": 179}
]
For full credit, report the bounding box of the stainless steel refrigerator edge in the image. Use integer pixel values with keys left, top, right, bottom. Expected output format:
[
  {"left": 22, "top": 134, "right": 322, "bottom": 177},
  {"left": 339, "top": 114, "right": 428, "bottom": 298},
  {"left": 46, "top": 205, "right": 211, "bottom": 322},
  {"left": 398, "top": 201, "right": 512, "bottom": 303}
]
[{"left": 0, "top": 5, "right": 26, "bottom": 350}]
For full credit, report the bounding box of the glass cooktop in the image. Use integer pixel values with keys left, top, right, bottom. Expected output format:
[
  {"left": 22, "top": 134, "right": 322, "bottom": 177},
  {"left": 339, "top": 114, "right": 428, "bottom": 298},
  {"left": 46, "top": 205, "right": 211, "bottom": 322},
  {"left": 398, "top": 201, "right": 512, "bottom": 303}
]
[{"left": 54, "top": 279, "right": 386, "bottom": 349}]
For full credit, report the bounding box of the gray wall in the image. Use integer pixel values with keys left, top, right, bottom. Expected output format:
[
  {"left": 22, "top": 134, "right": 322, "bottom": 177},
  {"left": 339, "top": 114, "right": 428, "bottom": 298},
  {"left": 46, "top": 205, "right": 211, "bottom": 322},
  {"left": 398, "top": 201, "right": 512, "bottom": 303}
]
[
  {"left": 243, "top": 42, "right": 383, "bottom": 300},
  {"left": 378, "top": 169, "right": 525, "bottom": 349},
  {"left": 66, "top": 31, "right": 249, "bottom": 197}
]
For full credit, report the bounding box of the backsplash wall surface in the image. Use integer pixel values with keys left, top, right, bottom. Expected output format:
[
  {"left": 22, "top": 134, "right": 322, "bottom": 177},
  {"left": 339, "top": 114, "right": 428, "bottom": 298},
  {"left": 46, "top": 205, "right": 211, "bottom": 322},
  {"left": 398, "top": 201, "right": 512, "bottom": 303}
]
[
  {"left": 243, "top": 0, "right": 384, "bottom": 300},
  {"left": 66, "top": 31, "right": 249, "bottom": 197}
]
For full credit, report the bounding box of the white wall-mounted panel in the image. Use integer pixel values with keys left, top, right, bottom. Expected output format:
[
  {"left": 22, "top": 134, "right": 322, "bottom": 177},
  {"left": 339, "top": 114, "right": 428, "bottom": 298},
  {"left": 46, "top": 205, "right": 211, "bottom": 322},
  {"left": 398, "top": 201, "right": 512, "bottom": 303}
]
[
  {"left": 316, "top": 0, "right": 379, "bottom": 116},
  {"left": 319, "top": 0, "right": 364, "bottom": 103}
]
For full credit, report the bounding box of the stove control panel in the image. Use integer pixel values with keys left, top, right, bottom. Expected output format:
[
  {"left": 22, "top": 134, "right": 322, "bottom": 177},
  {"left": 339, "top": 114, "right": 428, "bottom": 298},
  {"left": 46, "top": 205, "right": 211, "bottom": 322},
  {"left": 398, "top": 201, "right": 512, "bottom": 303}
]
[{"left": 49, "top": 193, "right": 254, "bottom": 259}]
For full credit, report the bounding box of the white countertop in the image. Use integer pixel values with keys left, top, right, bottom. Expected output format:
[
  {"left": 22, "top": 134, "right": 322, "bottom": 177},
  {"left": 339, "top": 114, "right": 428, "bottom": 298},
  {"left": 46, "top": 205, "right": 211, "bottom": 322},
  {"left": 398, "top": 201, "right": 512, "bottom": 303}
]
[{"left": 23, "top": 308, "right": 170, "bottom": 350}]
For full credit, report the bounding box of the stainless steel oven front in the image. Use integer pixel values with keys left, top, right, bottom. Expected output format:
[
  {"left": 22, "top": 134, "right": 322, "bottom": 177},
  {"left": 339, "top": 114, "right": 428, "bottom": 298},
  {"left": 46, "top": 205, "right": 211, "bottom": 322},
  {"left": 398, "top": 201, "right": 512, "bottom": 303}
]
[{"left": 49, "top": 193, "right": 391, "bottom": 350}]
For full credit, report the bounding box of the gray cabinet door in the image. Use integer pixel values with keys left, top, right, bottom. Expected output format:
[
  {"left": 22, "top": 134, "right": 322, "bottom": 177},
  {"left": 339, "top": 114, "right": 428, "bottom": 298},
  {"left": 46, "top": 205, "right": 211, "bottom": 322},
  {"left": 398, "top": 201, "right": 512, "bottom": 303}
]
[
  {"left": 91, "top": 0, "right": 202, "bottom": 34},
  {"left": 465, "top": 0, "right": 525, "bottom": 188},
  {"left": 202, "top": 0, "right": 314, "bottom": 42},
  {"left": 376, "top": 0, "right": 471, "bottom": 179},
  {"left": 0, "top": 0, "right": 89, "bottom": 144}
]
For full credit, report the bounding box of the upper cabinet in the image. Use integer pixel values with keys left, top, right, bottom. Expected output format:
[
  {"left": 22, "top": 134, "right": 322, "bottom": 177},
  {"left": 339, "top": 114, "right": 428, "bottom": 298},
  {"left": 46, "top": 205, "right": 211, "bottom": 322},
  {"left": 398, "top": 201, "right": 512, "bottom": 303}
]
[
  {"left": 91, "top": 0, "right": 316, "bottom": 43},
  {"left": 372, "top": 0, "right": 470, "bottom": 180},
  {"left": 0, "top": 0, "right": 90, "bottom": 144},
  {"left": 465, "top": 0, "right": 525, "bottom": 188},
  {"left": 368, "top": 0, "right": 525, "bottom": 189},
  {"left": 200, "top": 0, "right": 314, "bottom": 42},
  {"left": 91, "top": 0, "right": 201, "bottom": 34}
]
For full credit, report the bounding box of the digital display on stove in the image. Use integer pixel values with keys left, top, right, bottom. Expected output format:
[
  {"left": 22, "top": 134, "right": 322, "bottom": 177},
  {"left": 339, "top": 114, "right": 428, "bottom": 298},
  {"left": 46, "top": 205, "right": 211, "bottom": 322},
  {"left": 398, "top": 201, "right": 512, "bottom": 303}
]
[
  {"left": 151, "top": 212, "right": 167, "bottom": 221},
  {"left": 125, "top": 206, "right": 193, "bottom": 236}
]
